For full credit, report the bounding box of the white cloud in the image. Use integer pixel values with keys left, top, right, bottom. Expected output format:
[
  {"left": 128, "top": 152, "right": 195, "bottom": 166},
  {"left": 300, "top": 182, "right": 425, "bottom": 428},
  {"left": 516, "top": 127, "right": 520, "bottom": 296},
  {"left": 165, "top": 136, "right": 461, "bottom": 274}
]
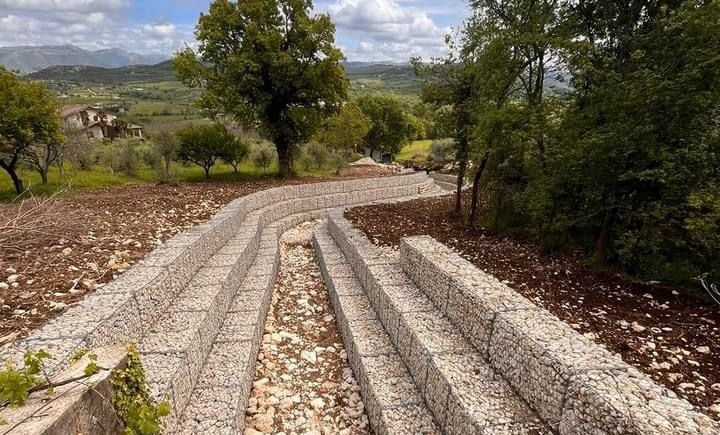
[
  {"left": 0, "top": 1, "right": 191, "bottom": 56},
  {"left": 325, "top": 0, "right": 451, "bottom": 61},
  {"left": 143, "top": 23, "right": 176, "bottom": 38},
  {"left": 0, "top": 0, "right": 126, "bottom": 13}
]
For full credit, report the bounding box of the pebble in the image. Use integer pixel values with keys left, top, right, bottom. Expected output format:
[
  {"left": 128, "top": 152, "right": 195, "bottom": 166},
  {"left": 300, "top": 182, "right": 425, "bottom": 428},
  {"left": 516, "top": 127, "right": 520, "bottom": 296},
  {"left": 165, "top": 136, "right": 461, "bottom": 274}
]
[{"left": 244, "top": 222, "right": 369, "bottom": 435}]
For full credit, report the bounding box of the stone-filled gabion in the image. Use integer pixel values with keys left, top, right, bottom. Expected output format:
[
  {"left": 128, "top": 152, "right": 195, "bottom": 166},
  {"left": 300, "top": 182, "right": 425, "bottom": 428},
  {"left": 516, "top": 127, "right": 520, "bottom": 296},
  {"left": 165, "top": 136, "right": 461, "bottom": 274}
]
[
  {"left": 327, "top": 212, "right": 552, "bottom": 435},
  {"left": 313, "top": 223, "right": 441, "bottom": 435},
  {"left": 0, "top": 173, "right": 435, "bottom": 434},
  {"left": 398, "top": 235, "right": 720, "bottom": 435}
]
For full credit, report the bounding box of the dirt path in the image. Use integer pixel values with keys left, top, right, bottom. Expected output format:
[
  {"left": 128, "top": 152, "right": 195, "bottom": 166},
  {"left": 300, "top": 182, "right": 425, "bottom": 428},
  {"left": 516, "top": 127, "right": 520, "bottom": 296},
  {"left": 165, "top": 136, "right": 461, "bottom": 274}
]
[{"left": 245, "top": 222, "right": 370, "bottom": 435}]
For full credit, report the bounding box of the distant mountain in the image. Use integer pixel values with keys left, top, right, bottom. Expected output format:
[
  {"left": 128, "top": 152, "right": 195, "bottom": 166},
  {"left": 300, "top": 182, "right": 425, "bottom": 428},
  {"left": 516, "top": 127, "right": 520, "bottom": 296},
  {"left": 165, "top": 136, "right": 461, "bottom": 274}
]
[
  {"left": 28, "top": 61, "right": 176, "bottom": 84},
  {"left": 28, "top": 60, "right": 421, "bottom": 93},
  {"left": 0, "top": 45, "right": 168, "bottom": 74}
]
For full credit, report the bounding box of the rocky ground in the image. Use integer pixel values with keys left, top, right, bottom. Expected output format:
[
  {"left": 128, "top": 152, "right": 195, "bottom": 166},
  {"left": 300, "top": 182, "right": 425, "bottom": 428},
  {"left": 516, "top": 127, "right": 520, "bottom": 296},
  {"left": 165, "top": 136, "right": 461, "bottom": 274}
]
[
  {"left": 245, "top": 222, "right": 370, "bottom": 435},
  {"left": 0, "top": 165, "right": 393, "bottom": 344},
  {"left": 346, "top": 193, "right": 720, "bottom": 420}
]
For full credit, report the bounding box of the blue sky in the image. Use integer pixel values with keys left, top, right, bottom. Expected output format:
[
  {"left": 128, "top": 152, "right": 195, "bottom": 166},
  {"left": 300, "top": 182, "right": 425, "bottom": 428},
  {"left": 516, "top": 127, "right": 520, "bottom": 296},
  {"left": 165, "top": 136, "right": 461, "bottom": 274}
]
[{"left": 0, "top": 0, "right": 469, "bottom": 62}]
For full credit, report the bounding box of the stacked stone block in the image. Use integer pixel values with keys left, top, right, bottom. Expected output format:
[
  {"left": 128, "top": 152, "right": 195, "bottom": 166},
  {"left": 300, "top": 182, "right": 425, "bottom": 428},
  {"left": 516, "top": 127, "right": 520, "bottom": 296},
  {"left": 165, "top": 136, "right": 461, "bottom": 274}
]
[
  {"left": 0, "top": 173, "right": 435, "bottom": 434},
  {"left": 314, "top": 223, "right": 440, "bottom": 435},
  {"left": 327, "top": 211, "right": 551, "bottom": 435},
  {"left": 399, "top": 235, "right": 720, "bottom": 435}
]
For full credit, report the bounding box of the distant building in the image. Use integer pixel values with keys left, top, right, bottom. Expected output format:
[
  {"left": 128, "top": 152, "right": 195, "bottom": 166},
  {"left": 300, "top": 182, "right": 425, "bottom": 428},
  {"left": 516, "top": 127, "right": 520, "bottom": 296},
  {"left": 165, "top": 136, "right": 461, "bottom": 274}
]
[{"left": 59, "top": 104, "right": 143, "bottom": 140}]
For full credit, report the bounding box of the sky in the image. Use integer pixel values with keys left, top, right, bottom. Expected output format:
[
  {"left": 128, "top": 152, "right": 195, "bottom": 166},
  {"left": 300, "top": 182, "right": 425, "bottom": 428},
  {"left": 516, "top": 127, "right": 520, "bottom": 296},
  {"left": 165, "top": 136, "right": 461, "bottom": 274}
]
[{"left": 0, "top": 0, "right": 469, "bottom": 62}]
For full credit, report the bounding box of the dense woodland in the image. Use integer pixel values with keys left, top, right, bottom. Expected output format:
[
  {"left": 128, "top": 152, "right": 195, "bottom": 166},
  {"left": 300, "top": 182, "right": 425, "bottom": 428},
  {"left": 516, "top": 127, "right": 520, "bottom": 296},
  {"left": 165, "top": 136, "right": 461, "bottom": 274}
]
[{"left": 414, "top": 0, "right": 720, "bottom": 286}]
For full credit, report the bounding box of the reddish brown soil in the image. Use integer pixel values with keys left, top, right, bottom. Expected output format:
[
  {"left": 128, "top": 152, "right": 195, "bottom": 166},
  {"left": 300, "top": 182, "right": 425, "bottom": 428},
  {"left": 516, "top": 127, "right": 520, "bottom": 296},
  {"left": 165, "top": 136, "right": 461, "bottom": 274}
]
[
  {"left": 0, "top": 166, "right": 394, "bottom": 344},
  {"left": 346, "top": 193, "right": 720, "bottom": 419}
]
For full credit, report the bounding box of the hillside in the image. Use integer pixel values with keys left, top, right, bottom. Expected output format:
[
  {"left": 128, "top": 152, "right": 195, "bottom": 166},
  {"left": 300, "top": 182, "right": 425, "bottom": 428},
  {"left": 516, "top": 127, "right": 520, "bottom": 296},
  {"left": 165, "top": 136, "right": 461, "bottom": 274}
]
[
  {"left": 28, "top": 61, "right": 422, "bottom": 94},
  {"left": 28, "top": 61, "right": 176, "bottom": 85},
  {"left": 0, "top": 45, "right": 167, "bottom": 74}
]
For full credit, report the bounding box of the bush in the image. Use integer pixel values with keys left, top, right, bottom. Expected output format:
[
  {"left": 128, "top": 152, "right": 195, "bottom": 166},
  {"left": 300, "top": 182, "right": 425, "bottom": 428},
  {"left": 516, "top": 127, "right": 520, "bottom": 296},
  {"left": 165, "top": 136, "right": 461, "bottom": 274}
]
[
  {"left": 329, "top": 149, "right": 352, "bottom": 175},
  {"left": 117, "top": 140, "right": 141, "bottom": 176},
  {"left": 429, "top": 139, "right": 455, "bottom": 165},
  {"left": 251, "top": 141, "right": 277, "bottom": 174},
  {"left": 298, "top": 142, "right": 329, "bottom": 170}
]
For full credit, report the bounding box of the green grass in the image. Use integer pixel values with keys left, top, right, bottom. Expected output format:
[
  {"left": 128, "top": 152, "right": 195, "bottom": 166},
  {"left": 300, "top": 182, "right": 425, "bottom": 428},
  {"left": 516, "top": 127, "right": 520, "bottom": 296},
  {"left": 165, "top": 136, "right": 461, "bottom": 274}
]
[
  {"left": 396, "top": 140, "right": 432, "bottom": 163},
  {"left": 0, "top": 159, "right": 350, "bottom": 202}
]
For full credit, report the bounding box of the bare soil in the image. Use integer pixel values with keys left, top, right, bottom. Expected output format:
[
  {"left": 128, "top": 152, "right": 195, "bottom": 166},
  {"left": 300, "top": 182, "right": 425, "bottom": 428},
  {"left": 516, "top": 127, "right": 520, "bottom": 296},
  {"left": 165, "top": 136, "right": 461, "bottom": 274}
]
[
  {"left": 0, "top": 165, "right": 394, "bottom": 344},
  {"left": 346, "top": 193, "right": 720, "bottom": 419}
]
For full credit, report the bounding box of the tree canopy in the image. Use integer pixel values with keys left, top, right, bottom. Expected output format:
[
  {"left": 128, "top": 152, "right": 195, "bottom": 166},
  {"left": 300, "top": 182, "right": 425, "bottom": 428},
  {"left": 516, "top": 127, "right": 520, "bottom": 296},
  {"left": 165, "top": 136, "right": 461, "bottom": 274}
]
[
  {"left": 357, "top": 94, "right": 409, "bottom": 157},
  {"left": 176, "top": 124, "right": 235, "bottom": 179},
  {"left": 0, "top": 67, "right": 63, "bottom": 194},
  {"left": 415, "top": 0, "right": 720, "bottom": 285},
  {"left": 174, "top": 0, "right": 349, "bottom": 176}
]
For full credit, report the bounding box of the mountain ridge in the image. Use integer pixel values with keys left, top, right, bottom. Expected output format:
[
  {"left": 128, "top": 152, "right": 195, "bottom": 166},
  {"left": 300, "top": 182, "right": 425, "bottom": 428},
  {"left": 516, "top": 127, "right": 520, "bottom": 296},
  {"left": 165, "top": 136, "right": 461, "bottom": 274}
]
[{"left": 0, "top": 44, "right": 168, "bottom": 73}]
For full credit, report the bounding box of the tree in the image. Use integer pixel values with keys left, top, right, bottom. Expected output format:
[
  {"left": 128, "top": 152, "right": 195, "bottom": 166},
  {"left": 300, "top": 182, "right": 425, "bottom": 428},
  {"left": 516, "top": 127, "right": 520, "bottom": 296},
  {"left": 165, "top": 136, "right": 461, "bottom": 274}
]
[
  {"left": 0, "top": 68, "right": 63, "bottom": 194},
  {"left": 151, "top": 130, "right": 178, "bottom": 180},
  {"left": 251, "top": 142, "right": 277, "bottom": 174},
  {"left": 24, "top": 142, "right": 60, "bottom": 185},
  {"left": 174, "top": 0, "right": 348, "bottom": 176},
  {"left": 176, "top": 124, "right": 233, "bottom": 179},
  {"left": 413, "top": 53, "right": 477, "bottom": 216},
  {"left": 357, "top": 95, "right": 409, "bottom": 158},
  {"left": 314, "top": 103, "right": 371, "bottom": 153},
  {"left": 59, "top": 126, "right": 94, "bottom": 174},
  {"left": 550, "top": 0, "right": 720, "bottom": 276},
  {"left": 221, "top": 137, "right": 250, "bottom": 176}
]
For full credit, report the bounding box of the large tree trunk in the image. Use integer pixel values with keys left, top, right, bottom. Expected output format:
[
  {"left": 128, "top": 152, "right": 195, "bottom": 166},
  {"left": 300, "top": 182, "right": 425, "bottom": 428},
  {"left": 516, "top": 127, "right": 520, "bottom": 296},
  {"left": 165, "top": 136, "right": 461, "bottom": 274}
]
[
  {"left": 40, "top": 169, "right": 48, "bottom": 185},
  {"left": 204, "top": 166, "right": 211, "bottom": 179},
  {"left": 0, "top": 156, "right": 24, "bottom": 194},
  {"left": 276, "top": 140, "right": 293, "bottom": 177},
  {"left": 468, "top": 152, "right": 490, "bottom": 227}
]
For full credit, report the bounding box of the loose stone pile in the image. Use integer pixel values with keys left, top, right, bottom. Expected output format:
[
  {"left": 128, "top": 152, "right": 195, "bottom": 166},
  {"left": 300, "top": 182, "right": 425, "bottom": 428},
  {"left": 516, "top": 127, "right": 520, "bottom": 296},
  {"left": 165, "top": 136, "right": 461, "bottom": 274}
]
[{"left": 245, "top": 222, "right": 370, "bottom": 435}]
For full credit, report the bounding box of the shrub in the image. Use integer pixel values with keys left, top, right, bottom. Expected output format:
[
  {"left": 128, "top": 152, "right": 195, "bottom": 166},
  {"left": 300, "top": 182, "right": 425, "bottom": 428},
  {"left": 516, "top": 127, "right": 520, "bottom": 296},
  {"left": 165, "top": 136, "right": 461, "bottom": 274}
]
[
  {"left": 298, "top": 142, "right": 329, "bottom": 170},
  {"left": 251, "top": 142, "right": 277, "bottom": 174},
  {"left": 429, "top": 139, "right": 455, "bottom": 165}
]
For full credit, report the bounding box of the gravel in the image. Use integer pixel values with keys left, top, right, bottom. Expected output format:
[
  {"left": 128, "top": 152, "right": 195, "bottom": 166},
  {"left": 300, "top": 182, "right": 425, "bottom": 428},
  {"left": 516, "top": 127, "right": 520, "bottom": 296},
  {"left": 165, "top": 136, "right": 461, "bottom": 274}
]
[{"left": 244, "top": 222, "right": 370, "bottom": 435}]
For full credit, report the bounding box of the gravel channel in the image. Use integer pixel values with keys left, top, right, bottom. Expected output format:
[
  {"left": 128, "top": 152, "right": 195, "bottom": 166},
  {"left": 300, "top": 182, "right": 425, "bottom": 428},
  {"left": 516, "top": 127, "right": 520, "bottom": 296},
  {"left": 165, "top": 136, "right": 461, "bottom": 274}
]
[{"left": 244, "top": 221, "right": 371, "bottom": 435}]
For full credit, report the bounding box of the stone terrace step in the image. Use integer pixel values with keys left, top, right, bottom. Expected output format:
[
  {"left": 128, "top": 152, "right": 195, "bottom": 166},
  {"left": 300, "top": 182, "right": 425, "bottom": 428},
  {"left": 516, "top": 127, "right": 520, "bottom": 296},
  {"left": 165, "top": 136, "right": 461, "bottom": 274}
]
[
  {"left": 1, "top": 174, "right": 441, "bottom": 434},
  {"left": 399, "top": 236, "right": 720, "bottom": 435},
  {"left": 327, "top": 211, "right": 553, "bottom": 435},
  {"left": 1, "top": 173, "right": 430, "bottom": 377},
  {"left": 313, "top": 223, "right": 441, "bottom": 435},
  {"left": 174, "top": 222, "right": 278, "bottom": 433}
]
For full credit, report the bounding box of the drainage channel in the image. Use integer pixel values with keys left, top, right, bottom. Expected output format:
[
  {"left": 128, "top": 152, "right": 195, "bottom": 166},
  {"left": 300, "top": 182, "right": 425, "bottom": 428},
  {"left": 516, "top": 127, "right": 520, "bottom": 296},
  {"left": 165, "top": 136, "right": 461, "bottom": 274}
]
[{"left": 244, "top": 221, "right": 371, "bottom": 435}]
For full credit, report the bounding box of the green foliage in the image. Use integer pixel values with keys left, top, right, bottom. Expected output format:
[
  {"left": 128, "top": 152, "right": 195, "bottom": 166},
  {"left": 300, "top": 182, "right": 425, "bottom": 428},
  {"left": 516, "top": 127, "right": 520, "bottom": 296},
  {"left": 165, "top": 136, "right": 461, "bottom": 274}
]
[
  {"left": 299, "top": 142, "right": 329, "bottom": 170},
  {"left": 428, "top": 139, "right": 456, "bottom": 166},
  {"left": 314, "top": 103, "right": 371, "bottom": 153},
  {"left": 0, "top": 67, "right": 64, "bottom": 194},
  {"left": 220, "top": 137, "right": 251, "bottom": 176},
  {"left": 0, "top": 350, "right": 51, "bottom": 407},
  {"left": 357, "top": 94, "right": 409, "bottom": 156},
  {"left": 251, "top": 141, "right": 278, "bottom": 174},
  {"left": 176, "top": 123, "right": 235, "bottom": 179},
  {"left": 174, "top": 0, "right": 349, "bottom": 175},
  {"left": 111, "top": 344, "right": 170, "bottom": 435},
  {"left": 437, "top": 0, "right": 720, "bottom": 286}
]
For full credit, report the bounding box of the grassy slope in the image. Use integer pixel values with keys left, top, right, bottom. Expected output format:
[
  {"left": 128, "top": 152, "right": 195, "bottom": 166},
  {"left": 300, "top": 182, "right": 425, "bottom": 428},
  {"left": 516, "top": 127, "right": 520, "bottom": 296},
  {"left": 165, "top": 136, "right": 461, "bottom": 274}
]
[
  {"left": 396, "top": 140, "right": 432, "bottom": 164},
  {"left": 0, "top": 161, "right": 343, "bottom": 202}
]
